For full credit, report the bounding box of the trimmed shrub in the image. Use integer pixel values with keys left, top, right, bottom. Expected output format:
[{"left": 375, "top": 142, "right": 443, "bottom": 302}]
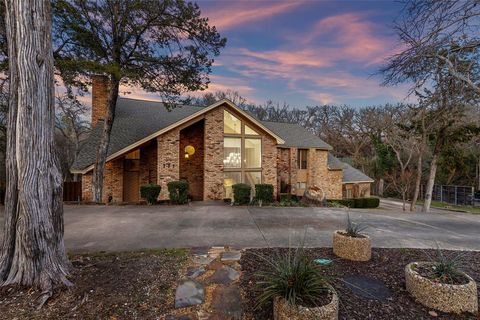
[
  {"left": 328, "top": 198, "right": 379, "bottom": 208},
  {"left": 279, "top": 193, "right": 292, "bottom": 202},
  {"left": 232, "top": 183, "right": 251, "bottom": 205},
  {"left": 167, "top": 180, "right": 189, "bottom": 204},
  {"left": 363, "top": 197, "right": 380, "bottom": 208},
  {"left": 255, "top": 184, "right": 274, "bottom": 204},
  {"left": 140, "top": 184, "right": 161, "bottom": 204},
  {"left": 327, "top": 199, "right": 354, "bottom": 208}
]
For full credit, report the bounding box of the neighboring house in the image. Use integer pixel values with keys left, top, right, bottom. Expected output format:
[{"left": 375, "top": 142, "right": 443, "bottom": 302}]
[{"left": 71, "top": 76, "right": 374, "bottom": 203}]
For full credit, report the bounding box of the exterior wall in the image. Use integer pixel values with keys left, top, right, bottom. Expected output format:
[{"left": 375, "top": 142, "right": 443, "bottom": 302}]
[
  {"left": 263, "top": 135, "right": 278, "bottom": 197},
  {"left": 359, "top": 183, "right": 371, "bottom": 197},
  {"left": 204, "top": 106, "right": 224, "bottom": 200},
  {"left": 157, "top": 128, "right": 180, "bottom": 200},
  {"left": 81, "top": 157, "right": 123, "bottom": 203},
  {"left": 179, "top": 120, "right": 205, "bottom": 200},
  {"left": 277, "top": 148, "right": 291, "bottom": 193},
  {"left": 91, "top": 75, "right": 109, "bottom": 128},
  {"left": 343, "top": 182, "right": 372, "bottom": 198},
  {"left": 140, "top": 143, "right": 158, "bottom": 187}
]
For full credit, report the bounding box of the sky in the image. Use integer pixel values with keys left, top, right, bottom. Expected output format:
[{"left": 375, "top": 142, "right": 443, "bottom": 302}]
[{"left": 189, "top": 0, "right": 411, "bottom": 107}]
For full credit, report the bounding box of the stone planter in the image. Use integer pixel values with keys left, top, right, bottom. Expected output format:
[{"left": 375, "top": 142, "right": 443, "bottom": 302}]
[
  {"left": 332, "top": 230, "right": 371, "bottom": 261},
  {"left": 405, "top": 262, "right": 478, "bottom": 314},
  {"left": 273, "top": 288, "right": 339, "bottom": 320}
]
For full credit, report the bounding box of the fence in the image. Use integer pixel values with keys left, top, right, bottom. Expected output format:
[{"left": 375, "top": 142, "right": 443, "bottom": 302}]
[
  {"left": 421, "top": 184, "right": 474, "bottom": 206},
  {"left": 63, "top": 181, "right": 82, "bottom": 202}
]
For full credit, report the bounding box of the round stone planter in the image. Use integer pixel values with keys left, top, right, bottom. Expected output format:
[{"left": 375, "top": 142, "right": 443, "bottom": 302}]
[
  {"left": 332, "top": 230, "right": 371, "bottom": 261},
  {"left": 405, "top": 262, "right": 478, "bottom": 314},
  {"left": 273, "top": 288, "right": 339, "bottom": 320}
]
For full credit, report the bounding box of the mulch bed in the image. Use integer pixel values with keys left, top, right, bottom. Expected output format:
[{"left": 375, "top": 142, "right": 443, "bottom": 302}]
[
  {"left": 0, "top": 249, "right": 188, "bottom": 320},
  {"left": 240, "top": 248, "right": 480, "bottom": 320}
]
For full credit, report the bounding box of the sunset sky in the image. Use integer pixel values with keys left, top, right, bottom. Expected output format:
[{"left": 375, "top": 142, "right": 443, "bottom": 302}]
[{"left": 192, "top": 0, "right": 410, "bottom": 107}]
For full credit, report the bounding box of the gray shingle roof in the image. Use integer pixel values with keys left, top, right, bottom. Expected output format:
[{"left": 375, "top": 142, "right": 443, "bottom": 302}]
[
  {"left": 327, "top": 154, "right": 374, "bottom": 183},
  {"left": 260, "top": 121, "right": 332, "bottom": 150}
]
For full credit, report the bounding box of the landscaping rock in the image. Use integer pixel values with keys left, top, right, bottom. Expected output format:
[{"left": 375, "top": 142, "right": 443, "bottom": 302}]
[
  {"left": 221, "top": 251, "right": 241, "bottom": 262},
  {"left": 206, "top": 261, "right": 225, "bottom": 271},
  {"left": 186, "top": 266, "right": 205, "bottom": 279},
  {"left": 175, "top": 280, "right": 205, "bottom": 308},
  {"left": 342, "top": 275, "right": 392, "bottom": 301},
  {"left": 166, "top": 315, "right": 194, "bottom": 320},
  {"left": 206, "top": 266, "right": 240, "bottom": 284},
  {"left": 192, "top": 254, "right": 215, "bottom": 265},
  {"left": 301, "top": 185, "right": 324, "bottom": 205},
  {"left": 212, "top": 285, "right": 243, "bottom": 319}
]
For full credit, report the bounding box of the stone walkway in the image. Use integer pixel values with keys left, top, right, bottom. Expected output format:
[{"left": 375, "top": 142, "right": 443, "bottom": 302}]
[{"left": 167, "top": 247, "right": 243, "bottom": 320}]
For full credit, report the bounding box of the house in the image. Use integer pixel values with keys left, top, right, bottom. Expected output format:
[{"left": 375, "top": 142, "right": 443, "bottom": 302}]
[{"left": 71, "top": 76, "right": 374, "bottom": 203}]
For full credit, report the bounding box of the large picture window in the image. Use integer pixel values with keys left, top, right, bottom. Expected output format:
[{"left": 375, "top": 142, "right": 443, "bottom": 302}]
[{"left": 223, "top": 110, "right": 263, "bottom": 198}]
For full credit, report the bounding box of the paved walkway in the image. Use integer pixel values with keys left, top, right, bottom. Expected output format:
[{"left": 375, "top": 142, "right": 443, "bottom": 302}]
[{"left": 0, "top": 201, "right": 479, "bottom": 251}]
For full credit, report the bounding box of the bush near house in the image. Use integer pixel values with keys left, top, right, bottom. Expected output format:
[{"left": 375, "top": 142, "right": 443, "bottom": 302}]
[
  {"left": 327, "top": 197, "right": 379, "bottom": 208},
  {"left": 232, "top": 183, "right": 251, "bottom": 205},
  {"left": 167, "top": 180, "right": 189, "bottom": 204},
  {"left": 327, "top": 199, "right": 355, "bottom": 208},
  {"left": 255, "top": 184, "right": 274, "bottom": 204},
  {"left": 140, "top": 184, "right": 161, "bottom": 204}
]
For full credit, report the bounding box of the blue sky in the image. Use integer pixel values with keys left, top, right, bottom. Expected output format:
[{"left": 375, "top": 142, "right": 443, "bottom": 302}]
[{"left": 192, "top": 0, "right": 411, "bottom": 107}]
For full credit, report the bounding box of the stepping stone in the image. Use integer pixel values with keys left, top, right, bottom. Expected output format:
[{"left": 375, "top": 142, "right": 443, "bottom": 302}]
[
  {"left": 175, "top": 279, "right": 205, "bottom": 308},
  {"left": 206, "top": 266, "right": 240, "bottom": 285},
  {"left": 166, "top": 315, "right": 194, "bottom": 320},
  {"left": 206, "top": 261, "right": 224, "bottom": 271},
  {"left": 186, "top": 266, "right": 205, "bottom": 279},
  {"left": 342, "top": 275, "right": 392, "bottom": 301},
  {"left": 211, "top": 285, "right": 243, "bottom": 319},
  {"left": 221, "top": 251, "right": 241, "bottom": 262},
  {"left": 192, "top": 254, "right": 215, "bottom": 265},
  {"left": 208, "top": 246, "right": 226, "bottom": 258}
]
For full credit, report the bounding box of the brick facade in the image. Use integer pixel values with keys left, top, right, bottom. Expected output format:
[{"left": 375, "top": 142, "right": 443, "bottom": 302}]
[
  {"left": 180, "top": 120, "right": 205, "bottom": 200},
  {"left": 203, "top": 106, "right": 224, "bottom": 200},
  {"left": 91, "top": 75, "right": 109, "bottom": 128},
  {"left": 263, "top": 135, "right": 278, "bottom": 196},
  {"left": 81, "top": 157, "right": 123, "bottom": 203},
  {"left": 157, "top": 128, "right": 180, "bottom": 200}
]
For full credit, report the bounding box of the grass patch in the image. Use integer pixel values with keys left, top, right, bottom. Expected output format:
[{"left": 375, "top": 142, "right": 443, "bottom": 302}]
[{"left": 416, "top": 200, "right": 480, "bottom": 214}]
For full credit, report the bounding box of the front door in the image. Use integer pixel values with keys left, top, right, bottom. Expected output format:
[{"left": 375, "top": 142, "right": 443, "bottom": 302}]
[{"left": 123, "top": 156, "right": 140, "bottom": 202}]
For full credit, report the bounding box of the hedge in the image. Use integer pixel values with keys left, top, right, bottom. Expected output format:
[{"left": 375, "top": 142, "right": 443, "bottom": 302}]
[
  {"left": 167, "top": 180, "right": 189, "bottom": 204},
  {"left": 140, "top": 184, "right": 161, "bottom": 204},
  {"left": 327, "top": 197, "right": 379, "bottom": 208},
  {"left": 232, "top": 183, "right": 251, "bottom": 205},
  {"left": 255, "top": 184, "right": 274, "bottom": 204}
]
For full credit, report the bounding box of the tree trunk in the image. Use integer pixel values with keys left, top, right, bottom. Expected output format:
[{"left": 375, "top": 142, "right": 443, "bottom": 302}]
[
  {"left": 378, "top": 178, "right": 384, "bottom": 197},
  {"left": 410, "top": 154, "right": 422, "bottom": 211},
  {"left": 0, "top": 0, "right": 71, "bottom": 299},
  {"left": 92, "top": 77, "right": 120, "bottom": 203},
  {"left": 423, "top": 152, "right": 440, "bottom": 213}
]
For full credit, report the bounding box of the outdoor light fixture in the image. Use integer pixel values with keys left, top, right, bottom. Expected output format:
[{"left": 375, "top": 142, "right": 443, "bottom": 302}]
[{"left": 184, "top": 145, "right": 195, "bottom": 159}]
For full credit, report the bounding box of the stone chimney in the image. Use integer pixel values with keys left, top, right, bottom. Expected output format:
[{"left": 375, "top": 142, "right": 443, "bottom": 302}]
[{"left": 91, "top": 75, "right": 109, "bottom": 127}]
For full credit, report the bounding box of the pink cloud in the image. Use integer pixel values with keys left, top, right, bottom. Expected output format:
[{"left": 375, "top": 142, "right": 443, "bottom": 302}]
[{"left": 204, "top": 1, "right": 306, "bottom": 31}]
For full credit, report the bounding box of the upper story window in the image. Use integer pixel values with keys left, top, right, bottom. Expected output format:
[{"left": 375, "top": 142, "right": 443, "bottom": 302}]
[
  {"left": 224, "top": 110, "right": 241, "bottom": 134},
  {"left": 244, "top": 124, "right": 259, "bottom": 135},
  {"left": 297, "top": 149, "right": 308, "bottom": 169}
]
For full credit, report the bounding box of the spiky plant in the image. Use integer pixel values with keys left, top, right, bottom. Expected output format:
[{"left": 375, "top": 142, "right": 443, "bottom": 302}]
[
  {"left": 254, "top": 247, "right": 330, "bottom": 309},
  {"left": 344, "top": 213, "right": 368, "bottom": 237},
  {"left": 423, "top": 245, "right": 468, "bottom": 284}
]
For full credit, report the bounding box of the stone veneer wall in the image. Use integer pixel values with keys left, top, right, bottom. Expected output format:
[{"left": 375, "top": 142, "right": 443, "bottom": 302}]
[
  {"left": 157, "top": 128, "right": 180, "bottom": 200},
  {"left": 263, "top": 135, "right": 278, "bottom": 197},
  {"left": 204, "top": 106, "right": 224, "bottom": 200},
  {"left": 179, "top": 120, "right": 205, "bottom": 200},
  {"left": 81, "top": 157, "right": 123, "bottom": 203}
]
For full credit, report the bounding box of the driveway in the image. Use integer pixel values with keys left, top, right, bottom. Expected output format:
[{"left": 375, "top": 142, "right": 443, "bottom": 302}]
[{"left": 0, "top": 201, "right": 479, "bottom": 252}]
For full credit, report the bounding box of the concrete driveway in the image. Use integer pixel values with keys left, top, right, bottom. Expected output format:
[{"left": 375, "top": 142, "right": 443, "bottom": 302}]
[{"left": 0, "top": 201, "right": 479, "bottom": 252}]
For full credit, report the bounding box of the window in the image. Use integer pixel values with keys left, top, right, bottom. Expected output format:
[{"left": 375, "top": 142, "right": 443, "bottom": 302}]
[
  {"left": 297, "top": 149, "right": 308, "bottom": 169},
  {"left": 244, "top": 124, "right": 258, "bottom": 135},
  {"left": 224, "top": 172, "right": 241, "bottom": 199},
  {"left": 244, "top": 138, "right": 261, "bottom": 168},
  {"left": 224, "top": 110, "right": 241, "bottom": 134},
  {"left": 244, "top": 171, "right": 261, "bottom": 188},
  {"left": 224, "top": 137, "right": 241, "bottom": 168}
]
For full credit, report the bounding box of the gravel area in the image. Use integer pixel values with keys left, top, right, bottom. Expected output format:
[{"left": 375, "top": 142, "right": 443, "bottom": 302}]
[{"left": 240, "top": 248, "right": 480, "bottom": 320}]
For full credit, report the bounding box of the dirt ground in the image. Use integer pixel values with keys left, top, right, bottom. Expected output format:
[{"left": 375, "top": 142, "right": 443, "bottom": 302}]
[
  {"left": 0, "top": 249, "right": 188, "bottom": 320},
  {"left": 240, "top": 248, "right": 480, "bottom": 320}
]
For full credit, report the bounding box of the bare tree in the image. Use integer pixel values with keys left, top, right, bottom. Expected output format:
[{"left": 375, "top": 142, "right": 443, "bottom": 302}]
[{"left": 0, "top": 0, "right": 71, "bottom": 306}]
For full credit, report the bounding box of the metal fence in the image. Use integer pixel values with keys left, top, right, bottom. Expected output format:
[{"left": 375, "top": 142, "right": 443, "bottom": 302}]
[{"left": 421, "top": 184, "right": 474, "bottom": 206}]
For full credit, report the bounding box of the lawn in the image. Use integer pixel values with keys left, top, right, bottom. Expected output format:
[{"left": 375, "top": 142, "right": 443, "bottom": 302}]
[
  {"left": 0, "top": 248, "right": 188, "bottom": 320},
  {"left": 428, "top": 200, "right": 480, "bottom": 214},
  {"left": 240, "top": 248, "right": 480, "bottom": 320}
]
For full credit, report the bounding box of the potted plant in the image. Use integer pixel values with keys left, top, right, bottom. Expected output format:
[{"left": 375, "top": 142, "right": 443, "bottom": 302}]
[
  {"left": 255, "top": 248, "right": 339, "bottom": 320},
  {"left": 333, "top": 213, "right": 371, "bottom": 261},
  {"left": 405, "top": 248, "right": 478, "bottom": 314}
]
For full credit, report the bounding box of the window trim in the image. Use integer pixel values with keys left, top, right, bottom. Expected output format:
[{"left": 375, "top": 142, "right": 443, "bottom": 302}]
[{"left": 297, "top": 149, "right": 308, "bottom": 170}]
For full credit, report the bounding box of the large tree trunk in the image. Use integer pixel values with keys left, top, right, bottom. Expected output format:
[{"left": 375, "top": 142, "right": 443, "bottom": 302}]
[
  {"left": 410, "top": 154, "right": 422, "bottom": 211},
  {"left": 0, "top": 0, "right": 71, "bottom": 301},
  {"left": 423, "top": 152, "right": 440, "bottom": 213},
  {"left": 92, "top": 77, "right": 120, "bottom": 203}
]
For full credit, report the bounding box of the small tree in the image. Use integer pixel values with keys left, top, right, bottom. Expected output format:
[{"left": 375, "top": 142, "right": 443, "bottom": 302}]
[{"left": 53, "top": 0, "right": 226, "bottom": 202}]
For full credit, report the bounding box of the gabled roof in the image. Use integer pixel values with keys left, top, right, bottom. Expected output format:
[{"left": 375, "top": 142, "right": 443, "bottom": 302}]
[
  {"left": 260, "top": 121, "right": 332, "bottom": 150},
  {"left": 72, "top": 98, "right": 285, "bottom": 173},
  {"left": 327, "top": 153, "right": 374, "bottom": 183}
]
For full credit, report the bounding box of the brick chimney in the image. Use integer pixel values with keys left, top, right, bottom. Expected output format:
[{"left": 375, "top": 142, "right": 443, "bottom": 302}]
[{"left": 91, "top": 75, "right": 109, "bottom": 127}]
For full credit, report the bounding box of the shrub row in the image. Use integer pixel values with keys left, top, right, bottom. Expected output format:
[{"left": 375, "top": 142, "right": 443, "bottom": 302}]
[
  {"left": 231, "top": 183, "right": 275, "bottom": 205},
  {"left": 327, "top": 197, "right": 379, "bottom": 208},
  {"left": 140, "top": 184, "right": 161, "bottom": 204},
  {"left": 167, "top": 180, "right": 189, "bottom": 204}
]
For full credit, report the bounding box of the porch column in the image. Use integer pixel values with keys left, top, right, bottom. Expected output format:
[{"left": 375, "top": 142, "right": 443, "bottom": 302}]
[{"left": 157, "top": 128, "right": 180, "bottom": 200}]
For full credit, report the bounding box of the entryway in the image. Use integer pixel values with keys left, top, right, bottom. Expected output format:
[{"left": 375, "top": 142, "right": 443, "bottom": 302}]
[{"left": 179, "top": 120, "right": 205, "bottom": 200}]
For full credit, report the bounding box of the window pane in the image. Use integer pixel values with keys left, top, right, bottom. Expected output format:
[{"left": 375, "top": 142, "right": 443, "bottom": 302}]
[
  {"left": 297, "top": 149, "right": 308, "bottom": 169},
  {"left": 244, "top": 171, "right": 261, "bottom": 193},
  {"left": 244, "top": 124, "right": 258, "bottom": 135},
  {"left": 245, "top": 138, "right": 261, "bottom": 168},
  {"left": 224, "top": 137, "right": 241, "bottom": 168},
  {"left": 224, "top": 110, "right": 241, "bottom": 134},
  {"left": 224, "top": 172, "right": 241, "bottom": 199}
]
